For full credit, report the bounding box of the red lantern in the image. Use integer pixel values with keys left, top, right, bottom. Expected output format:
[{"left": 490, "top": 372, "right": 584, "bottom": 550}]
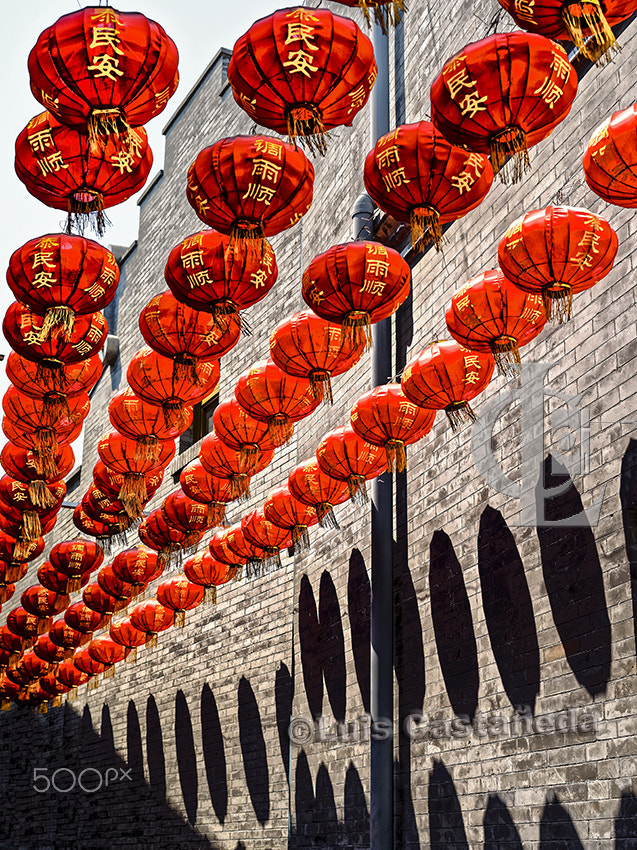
[
  {"left": 401, "top": 340, "right": 495, "bottom": 429},
  {"left": 139, "top": 291, "right": 240, "bottom": 378},
  {"left": 50, "top": 539, "right": 104, "bottom": 595},
  {"left": 156, "top": 576, "right": 204, "bottom": 627},
  {"left": 179, "top": 461, "right": 234, "bottom": 527},
  {"left": 6, "top": 234, "right": 119, "bottom": 340},
  {"left": 186, "top": 135, "right": 314, "bottom": 248},
  {"left": 0, "top": 625, "right": 24, "bottom": 660},
  {"left": 15, "top": 112, "right": 153, "bottom": 236},
  {"left": 38, "top": 561, "right": 91, "bottom": 595},
  {"left": 0, "top": 476, "right": 65, "bottom": 542},
  {"left": 83, "top": 582, "right": 127, "bottom": 622},
  {"left": 7, "top": 606, "right": 44, "bottom": 643},
  {"left": 127, "top": 346, "right": 219, "bottom": 430},
  {"left": 583, "top": 105, "right": 637, "bottom": 208},
  {"left": 88, "top": 634, "right": 128, "bottom": 671},
  {"left": 351, "top": 384, "right": 436, "bottom": 472},
  {"left": 29, "top": 7, "right": 179, "bottom": 147},
  {"left": 109, "top": 618, "right": 147, "bottom": 662},
  {"left": 129, "top": 599, "right": 174, "bottom": 647},
  {"left": 241, "top": 509, "right": 292, "bottom": 573},
  {"left": 0, "top": 505, "right": 57, "bottom": 544},
  {"left": 97, "top": 432, "right": 175, "bottom": 516},
  {"left": 39, "top": 671, "right": 70, "bottom": 702},
  {"left": 93, "top": 460, "right": 164, "bottom": 513},
  {"left": 330, "top": 0, "right": 405, "bottom": 31},
  {"left": 165, "top": 230, "right": 278, "bottom": 326},
  {"left": 0, "top": 580, "right": 16, "bottom": 607},
  {"left": 0, "top": 677, "right": 21, "bottom": 708},
  {"left": 1, "top": 443, "right": 74, "bottom": 501},
  {"left": 33, "top": 634, "right": 68, "bottom": 665},
  {"left": 364, "top": 121, "right": 493, "bottom": 249},
  {"left": 0, "top": 532, "right": 45, "bottom": 567},
  {"left": 183, "top": 551, "right": 238, "bottom": 604},
  {"left": 430, "top": 33, "right": 577, "bottom": 181},
  {"left": 8, "top": 651, "right": 50, "bottom": 685},
  {"left": 212, "top": 399, "right": 283, "bottom": 473},
  {"left": 0, "top": 561, "right": 28, "bottom": 587},
  {"left": 21, "top": 586, "right": 70, "bottom": 619},
  {"left": 112, "top": 546, "right": 163, "bottom": 592},
  {"left": 495, "top": 0, "right": 633, "bottom": 62},
  {"left": 263, "top": 486, "right": 319, "bottom": 553},
  {"left": 56, "top": 659, "right": 90, "bottom": 697},
  {"left": 49, "top": 620, "right": 85, "bottom": 656},
  {"left": 199, "top": 434, "right": 274, "bottom": 499},
  {"left": 138, "top": 511, "right": 202, "bottom": 563},
  {"left": 73, "top": 504, "right": 121, "bottom": 540},
  {"left": 228, "top": 8, "right": 376, "bottom": 154},
  {"left": 235, "top": 359, "right": 322, "bottom": 445},
  {"left": 74, "top": 646, "right": 108, "bottom": 683},
  {"left": 97, "top": 565, "right": 134, "bottom": 604},
  {"left": 497, "top": 206, "right": 619, "bottom": 322},
  {"left": 209, "top": 529, "right": 248, "bottom": 568},
  {"left": 316, "top": 426, "right": 386, "bottom": 503},
  {"left": 3, "top": 302, "right": 107, "bottom": 371},
  {"left": 288, "top": 459, "right": 350, "bottom": 528},
  {"left": 3, "top": 387, "right": 89, "bottom": 439},
  {"left": 446, "top": 269, "right": 547, "bottom": 374},
  {"left": 65, "top": 601, "right": 105, "bottom": 638},
  {"left": 302, "top": 241, "right": 411, "bottom": 349},
  {"left": 109, "top": 388, "right": 193, "bottom": 466},
  {"left": 161, "top": 491, "right": 215, "bottom": 537},
  {"left": 269, "top": 310, "right": 365, "bottom": 403}
]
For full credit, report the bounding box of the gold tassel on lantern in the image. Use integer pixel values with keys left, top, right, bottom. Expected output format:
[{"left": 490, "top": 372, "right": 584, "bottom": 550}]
[
  {"left": 28, "top": 480, "right": 57, "bottom": 509},
  {"left": 357, "top": 0, "right": 406, "bottom": 33},
  {"left": 88, "top": 108, "right": 128, "bottom": 152},
  {"left": 207, "top": 502, "right": 227, "bottom": 527},
  {"left": 173, "top": 354, "right": 200, "bottom": 386},
  {"left": 489, "top": 127, "right": 530, "bottom": 183},
  {"left": 87, "top": 676, "right": 99, "bottom": 690},
  {"left": 287, "top": 106, "right": 329, "bottom": 156},
  {"left": 21, "top": 511, "right": 42, "bottom": 542},
  {"left": 203, "top": 586, "right": 217, "bottom": 605},
  {"left": 119, "top": 473, "right": 148, "bottom": 519},
  {"left": 542, "top": 283, "right": 573, "bottom": 324},
  {"left": 35, "top": 359, "right": 67, "bottom": 390},
  {"left": 41, "top": 393, "right": 71, "bottom": 426},
  {"left": 103, "top": 666, "right": 115, "bottom": 679},
  {"left": 410, "top": 205, "right": 443, "bottom": 251},
  {"left": 229, "top": 221, "right": 266, "bottom": 260},
  {"left": 66, "top": 190, "right": 108, "bottom": 238},
  {"left": 39, "top": 306, "right": 76, "bottom": 343},
  {"left": 34, "top": 429, "right": 59, "bottom": 479},
  {"left": 126, "top": 646, "right": 137, "bottom": 663},
  {"left": 175, "top": 610, "right": 186, "bottom": 629},
  {"left": 1, "top": 698, "right": 12, "bottom": 711},
  {"left": 230, "top": 474, "right": 251, "bottom": 501},
  {"left": 491, "top": 336, "right": 522, "bottom": 378},
  {"left": 211, "top": 299, "right": 247, "bottom": 334},
  {"left": 291, "top": 524, "right": 311, "bottom": 554},
  {"left": 162, "top": 400, "right": 189, "bottom": 431},
  {"left": 67, "top": 575, "right": 82, "bottom": 595},
  {"left": 347, "top": 475, "right": 368, "bottom": 505},
  {"left": 316, "top": 502, "right": 340, "bottom": 530},
  {"left": 267, "top": 414, "right": 294, "bottom": 446},
  {"left": 342, "top": 312, "right": 373, "bottom": 352},
  {"left": 386, "top": 439, "right": 407, "bottom": 473},
  {"left": 562, "top": 0, "right": 618, "bottom": 63},
  {"left": 309, "top": 370, "right": 332, "bottom": 404},
  {"left": 238, "top": 444, "right": 260, "bottom": 474},
  {"left": 52, "top": 695, "right": 63, "bottom": 708},
  {"left": 134, "top": 435, "right": 161, "bottom": 464},
  {"left": 444, "top": 400, "right": 477, "bottom": 430},
  {"left": 67, "top": 687, "right": 78, "bottom": 702},
  {"left": 38, "top": 702, "right": 49, "bottom": 715},
  {"left": 145, "top": 632, "right": 158, "bottom": 649}
]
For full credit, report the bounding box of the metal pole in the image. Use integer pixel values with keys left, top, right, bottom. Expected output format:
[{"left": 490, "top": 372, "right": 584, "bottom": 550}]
[{"left": 370, "top": 19, "right": 394, "bottom": 850}]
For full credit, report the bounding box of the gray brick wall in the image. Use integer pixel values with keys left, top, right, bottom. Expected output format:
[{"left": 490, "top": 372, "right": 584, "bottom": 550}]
[{"left": 2, "top": 1, "right": 637, "bottom": 847}]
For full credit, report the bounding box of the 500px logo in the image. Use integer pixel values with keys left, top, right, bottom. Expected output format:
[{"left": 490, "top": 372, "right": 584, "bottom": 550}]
[{"left": 32, "top": 766, "right": 132, "bottom": 793}]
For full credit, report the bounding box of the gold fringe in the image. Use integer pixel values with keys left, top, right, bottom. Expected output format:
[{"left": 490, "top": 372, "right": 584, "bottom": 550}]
[
  {"left": 229, "top": 221, "right": 266, "bottom": 260},
  {"left": 87, "top": 676, "right": 99, "bottom": 690},
  {"left": 287, "top": 106, "right": 328, "bottom": 156},
  {"left": 14, "top": 541, "right": 34, "bottom": 562},
  {"left": 211, "top": 300, "right": 244, "bottom": 333},
  {"left": 28, "top": 480, "right": 56, "bottom": 509},
  {"left": 207, "top": 502, "right": 227, "bottom": 527},
  {"left": 66, "top": 191, "right": 107, "bottom": 238},
  {"left": 386, "top": 439, "right": 406, "bottom": 473},
  {"left": 410, "top": 205, "right": 443, "bottom": 251},
  {"left": 38, "top": 702, "right": 48, "bottom": 714},
  {"left": 39, "top": 306, "right": 76, "bottom": 343},
  {"left": 134, "top": 436, "right": 161, "bottom": 465},
  {"left": 5, "top": 564, "right": 25, "bottom": 584},
  {"left": 348, "top": 475, "right": 368, "bottom": 505},
  {"left": 445, "top": 401, "right": 477, "bottom": 430},
  {"left": 246, "top": 558, "right": 262, "bottom": 579},
  {"left": 67, "top": 687, "right": 78, "bottom": 702},
  {"left": 267, "top": 415, "right": 294, "bottom": 446},
  {"left": 34, "top": 430, "right": 59, "bottom": 477},
  {"left": 204, "top": 586, "right": 217, "bottom": 605},
  {"left": 126, "top": 646, "right": 137, "bottom": 663},
  {"left": 491, "top": 337, "right": 522, "bottom": 378},
  {"left": 562, "top": 0, "right": 619, "bottom": 64},
  {"left": 35, "top": 359, "right": 66, "bottom": 390},
  {"left": 162, "top": 400, "right": 189, "bottom": 431},
  {"left": 489, "top": 127, "right": 530, "bottom": 183},
  {"left": 1, "top": 699, "right": 12, "bottom": 711},
  {"left": 21, "top": 511, "right": 42, "bottom": 542},
  {"left": 317, "top": 503, "right": 339, "bottom": 530},
  {"left": 229, "top": 474, "right": 251, "bottom": 500},
  {"left": 175, "top": 610, "right": 186, "bottom": 629},
  {"left": 103, "top": 666, "right": 115, "bottom": 679},
  {"left": 173, "top": 354, "right": 199, "bottom": 386},
  {"left": 67, "top": 575, "right": 82, "bottom": 594},
  {"left": 52, "top": 695, "right": 62, "bottom": 708},
  {"left": 309, "top": 370, "right": 332, "bottom": 404},
  {"left": 342, "top": 312, "right": 373, "bottom": 352},
  {"left": 356, "top": 0, "right": 406, "bottom": 33},
  {"left": 42, "top": 393, "right": 71, "bottom": 426},
  {"left": 145, "top": 633, "right": 158, "bottom": 649},
  {"left": 542, "top": 283, "right": 573, "bottom": 323},
  {"left": 239, "top": 443, "right": 260, "bottom": 474},
  {"left": 119, "top": 474, "right": 148, "bottom": 519},
  {"left": 88, "top": 108, "right": 127, "bottom": 153},
  {"left": 291, "top": 524, "right": 311, "bottom": 554}
]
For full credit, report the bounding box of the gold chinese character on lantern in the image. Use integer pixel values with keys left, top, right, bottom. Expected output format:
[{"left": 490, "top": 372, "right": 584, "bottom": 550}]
[
  {"left": 533, "top": 77, "right": 564, "bottom": 109},
  {"left": 89, "top": 27, "right": 124, "bottom": 55},
  {"left": 31, "top": 251, "right": 56, "bottom": 269},
  {"left": 33, "top": 271, "right": 57, "bottom": 289},
  {"left": 254, "top": 139, "right": 283, "bottom": 159},
  {"left": 110, "top": 151, "right": 135, "bottom": 174},
  {"left": 283, "top": 49, "right": 318, "bottom": 78},
  {"left": 376, "top": 145, "right": 401, "bottom": 169},
  {"left": 381, "top": 167, "right": 410, "bottom": 190},
  {"left": 242, "top": 183, "right": 277, "bottom": 204},
  {"left": 250, "top": 158, "right": 283, "bottom": 183},
  {"left": 36, "top": 152, "right": 69, "bottom": 176},
  {"left": 187, "top": 270, "right": 212, "bottom": 289},
  {"left": 459, "top": 91, "right": 488, "bottom": 118},
  {"left": 88, "top": 54, "right": 124, "bottom": 81},
  {"left": 27, "top": 129, "right": 55, "bottom": 154}
]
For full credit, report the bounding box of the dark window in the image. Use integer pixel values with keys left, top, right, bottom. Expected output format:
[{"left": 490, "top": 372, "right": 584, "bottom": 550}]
[
  {"left": 66, "top": 468, "right": 82, "bottom": 494},
  {"left": 179, "top": 389, "right": 220, "bottom": 454}
]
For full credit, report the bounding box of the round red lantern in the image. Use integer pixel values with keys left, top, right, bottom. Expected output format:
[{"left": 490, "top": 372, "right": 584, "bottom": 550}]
[
  {"left": 88, "top": 634, "right": 128, "bottom": 671},
  {"left": 6, "top": 234, "right": 119, "bottom": 341},
  {"left": 139, "top": 291, "right": 240, "bottom": 378},
  {"left": 199, "top": 433, "right": 274, "bottom": 499},
  {"left": 495, "top": 0, "right": 633, "bottom": 63},
  {"left": 0, "top": 505, "right": 57, "bottom": 544},
  {"left": 111, "top": 547, "right": 163, "bottom": 598},
  {"left": 179, "top": 461, "right": 235, "bottom": 527},
  {"left": 241, "top": 509, "right": 292, "bottom": 574},
  {"left": 49, "top": 620, "right": 85, "bottom": 657},
  {"left": 56, "top": 658, "right": 90, "bottom": 698},
  {"left": 165, "top": 230, "right": 278, "bottom": 326},
  {"left": 212, "top": 398, "right": 282, "bottom": 473},
  {"left": 38, "top": 561, "right": 90, "bottom": 595},
  {"left": 446, "top": 269, "right": 548, "bottom": 373},
  {"left": 263, "top": 486, "right": 319, "bottom": 553},
  {"left": 83, "top": 582, "right": 127, "bottom": 622},
  {"left": 50, "top": 539, "right": 104, "bottom": 595},
  {"left": 29, "top": 7, "right": 179, "bottom": 146},
  {"left": 288, "top": 459, "right": 350, "bottom": 528},
  {"left": 228, "top": 8, "right": 376, "bottom": 154},
  {"left": 183, "top": 551, "right": 238, "bottom": 604},
  {"left": 0, "top": 562, "right": 28, "bottom": 589},
  {"left": 129, "top": 599, "right": 174, "bottom": 647},
  {"left": 0, "top": 532, "right": 45, "bottom": 567},
  {"left": 186, "top": 135, "right": 314, "bottom": 247},
  {"left": 235, "top": 359, "right": 322, "bottom": 445},
  {"left": 209, "top": 528, "right": 248, "bottom": 568},
  {"left": 65, "top": 601, "right": 105, "bottom": 638},
  {"left": 0, "top": 625, "right": 24, "bottom": 661},
  {"left": 316, "top": 426, "right": 387, "bottom": 503},
  {"left": 109, "top": 388, "right": 193, "bottom": 466},
  {"left": 302, "top": 241, "right": 411, "bottom": 349},
  {"left": 7, "top": 606, "right": 45, "bottom": 644},
  {"left": 1, "top": 443, "right": 74, "bottom": 500},
  {"left": 269, "top": 310, "right": 365, "bottom": 403},
  {"left": 33, "top": 634, "right": 68, "bottom": 665},
  {"left": 73, "top": 646, "right": 108, "bottom": 684},
  {"left": 364, "top": 121, "right": 493, "bottom": 249},
  {"left": 156, "top": 576, "right": 204, "bottom": 627},
  {"left": 0, "top": 476, "right": 65, "bottom": 542},
  {"left": 127, "top": 346, "right": 220, "bottom": 430},
  {"left": 430, "top": 33, "right": 578, "bottom": 182},
  {"left": 109, "top": 617, "right": 147, "bottom": 662},
  {"left": 497, "top": 206, "right": 618, "bottom": 321},
  {"left": 350, "top": 383, "right": 436, "bottom": 472},
  {"left": 138, "top": 511, "right": 202, "bottom": 563},
  {"left": 21, "top": 585, "right": 70, "bottom": 619},
  {"left": 15, "top": 112, "right": 153, "bottom": 236},
  {"left": 97, "top": 565, "right": 134, "bottom": 605},
  {"left": 97, "top": 431, "right": 175, "bottom": 515},
  {"left": 161, "top": 491, "right": 215, "bottom": 536},
  {"left": 401, "top": 340, "right": 495, "bottom": 429},
  {"left": 583, "top": 105, "right": 637, "bottom": 207}
]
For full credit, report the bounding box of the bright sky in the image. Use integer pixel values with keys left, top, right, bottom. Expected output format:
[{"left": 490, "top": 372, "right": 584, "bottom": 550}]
[{"left": 0, "top": 0, "right": 283, "bottom": 445}]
